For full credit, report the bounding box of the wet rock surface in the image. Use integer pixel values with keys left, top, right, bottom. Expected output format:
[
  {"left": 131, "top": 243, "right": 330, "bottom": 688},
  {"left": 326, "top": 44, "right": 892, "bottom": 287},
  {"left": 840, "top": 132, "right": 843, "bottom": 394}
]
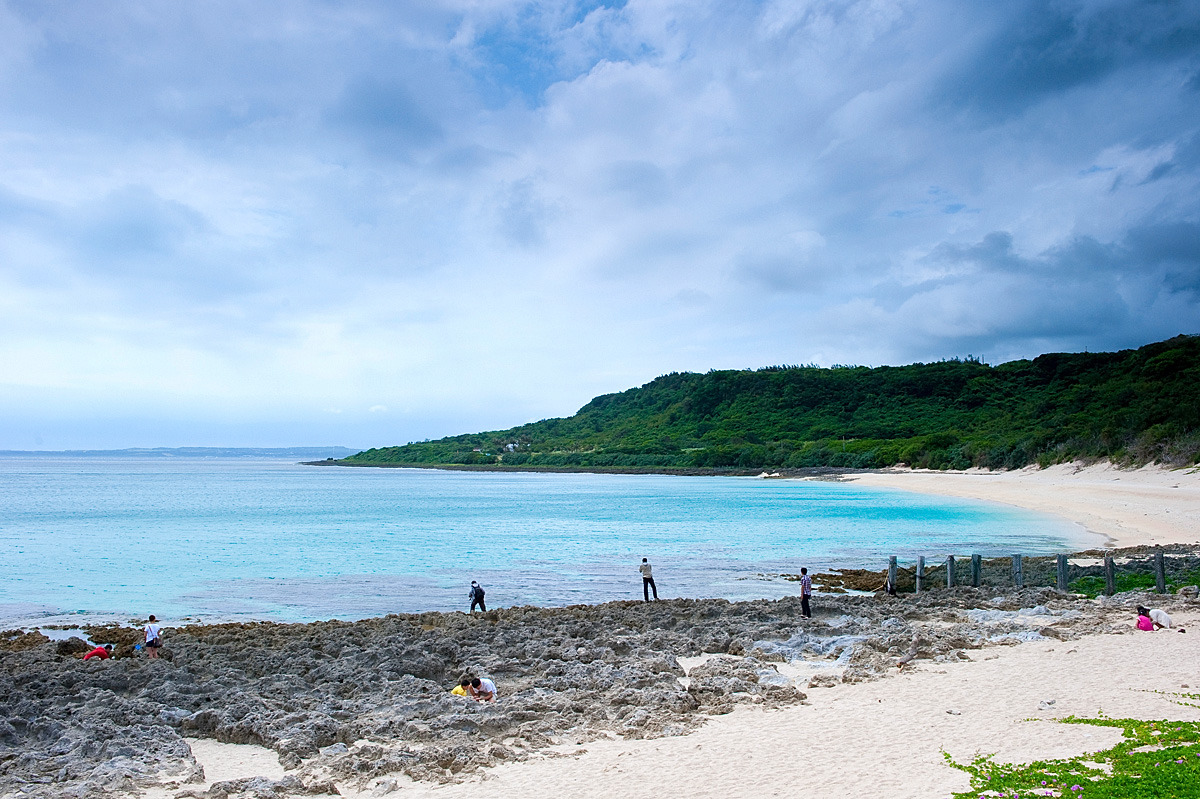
[{"left": 1, "top": 589, "right": 1190, "bottom": 798}]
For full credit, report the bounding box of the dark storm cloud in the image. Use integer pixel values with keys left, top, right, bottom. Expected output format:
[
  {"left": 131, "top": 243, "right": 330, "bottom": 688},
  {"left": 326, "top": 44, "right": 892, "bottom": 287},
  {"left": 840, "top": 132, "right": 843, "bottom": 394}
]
[
  {"left": 1125, "top": 222, "right": 1200, "bottom": 292},
  {"left": 893, "top": 223, "right": 1200, "bottom": 361},
  {"left": 925, "top": 225, "right": 1200, "bottom": 296},
  {"left": 945, "top": 0, "right": 1200, "bottom": 117}
]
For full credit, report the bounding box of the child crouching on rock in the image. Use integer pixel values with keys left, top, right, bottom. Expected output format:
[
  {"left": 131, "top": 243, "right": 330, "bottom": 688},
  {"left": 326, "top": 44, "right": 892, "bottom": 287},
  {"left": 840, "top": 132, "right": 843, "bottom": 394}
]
[
  {"left": 470, "top": 677, "right": 496, "bottom": 702},
  {"left": 449, "top": 675, "right": 497, "bottom": 701}
]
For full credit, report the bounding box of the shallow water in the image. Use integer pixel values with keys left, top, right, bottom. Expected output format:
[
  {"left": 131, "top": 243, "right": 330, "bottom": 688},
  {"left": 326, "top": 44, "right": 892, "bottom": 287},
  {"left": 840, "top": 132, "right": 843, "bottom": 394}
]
[{"left": 0, "top": 456, "right": 1099, "bottom": 626}]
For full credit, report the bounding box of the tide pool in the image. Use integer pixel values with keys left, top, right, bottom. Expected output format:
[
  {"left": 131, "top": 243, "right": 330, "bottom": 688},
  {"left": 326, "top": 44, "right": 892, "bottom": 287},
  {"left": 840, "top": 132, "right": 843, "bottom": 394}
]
[{"left": 0, "top": 456, "right": 1099, "bottom": 626}]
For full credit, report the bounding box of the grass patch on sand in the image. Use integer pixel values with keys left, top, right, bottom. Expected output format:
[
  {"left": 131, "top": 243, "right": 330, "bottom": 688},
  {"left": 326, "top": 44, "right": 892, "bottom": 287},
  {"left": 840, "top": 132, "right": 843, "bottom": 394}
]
[
  {"left": 947, "top": 698, "right": 1200, "bottom": 797},
  {"left": 1068, "top": 569, "right": 1200, "bottom": 598}
]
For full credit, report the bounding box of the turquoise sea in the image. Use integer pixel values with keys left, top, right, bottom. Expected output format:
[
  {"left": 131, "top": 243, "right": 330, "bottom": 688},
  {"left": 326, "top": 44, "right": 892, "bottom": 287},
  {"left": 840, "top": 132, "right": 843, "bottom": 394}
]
[{"left": 0, "top": 456, "right": 1099, "bottom": 627}]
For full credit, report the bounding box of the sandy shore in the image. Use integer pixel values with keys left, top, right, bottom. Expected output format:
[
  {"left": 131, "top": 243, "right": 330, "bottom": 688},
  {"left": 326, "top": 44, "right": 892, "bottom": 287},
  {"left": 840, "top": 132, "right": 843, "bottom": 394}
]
[
  {"left": 392, "top": 617, "right": 1198, "bottom": 799},
  {"left": 840, "top": 462, "right": 1200, "bottom": 549},
  {"left": 176, "top": 612, "right": 1200, "bottom": 799}
]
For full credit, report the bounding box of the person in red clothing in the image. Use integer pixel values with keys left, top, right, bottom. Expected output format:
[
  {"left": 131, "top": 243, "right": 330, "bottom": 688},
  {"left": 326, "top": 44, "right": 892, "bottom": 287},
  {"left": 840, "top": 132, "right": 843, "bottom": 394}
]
[{"left": 83, "top": 644, "right": 113, "bottom": 660}]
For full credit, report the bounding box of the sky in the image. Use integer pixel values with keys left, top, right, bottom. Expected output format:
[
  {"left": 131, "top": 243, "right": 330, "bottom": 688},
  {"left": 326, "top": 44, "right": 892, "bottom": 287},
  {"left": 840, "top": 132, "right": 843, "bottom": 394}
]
[{"left": 1, "top": 0, "right": 1198, "bottom": 450}]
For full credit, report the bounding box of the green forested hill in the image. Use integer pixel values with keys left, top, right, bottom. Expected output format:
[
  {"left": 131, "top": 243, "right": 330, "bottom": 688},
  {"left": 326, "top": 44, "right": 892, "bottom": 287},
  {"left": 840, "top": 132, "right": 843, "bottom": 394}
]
[{"left": 346, "top": 335, "right": 1200, "bottom": 471}]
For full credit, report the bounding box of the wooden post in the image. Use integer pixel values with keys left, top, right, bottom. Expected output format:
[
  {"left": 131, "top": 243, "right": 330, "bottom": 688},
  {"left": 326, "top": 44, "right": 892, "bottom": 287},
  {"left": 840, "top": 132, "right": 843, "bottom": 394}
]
[
  {"left": 1012, "top": 554, "right": 1023, "bottom": 589},
  {"left": 1104, "top": 555, "right": 1115, "bottom": 596},
  {"left": 1056, "top": 554, "right": 1068, "bottom": 592},
  {"left": 1154, "top": 549, "right": 1166, "bottom": 593},
  {"left": 916, "top": 556, "right": 925, "bottom": 594},
  {"left": 888, "top": 556, "right": 898, "bottom": 594},
  {"left": 971, "top": 554, "right": 982, "bottom": 587},
  {"left": 947, "top": 555, "right": 956, "bottom": 588}
]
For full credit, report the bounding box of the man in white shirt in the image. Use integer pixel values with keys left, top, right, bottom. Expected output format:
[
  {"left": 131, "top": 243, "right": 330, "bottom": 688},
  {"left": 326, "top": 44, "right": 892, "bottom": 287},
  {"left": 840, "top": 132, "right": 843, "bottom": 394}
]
[
  {"left": 640, "top": 558, "right": 658, "bottom": 601},
  {"left": 470, "top": 677, "right": 496, "bottom": 701},
  {"left": 1149, "top": 608, "right": 1173, "bottom": 629}
]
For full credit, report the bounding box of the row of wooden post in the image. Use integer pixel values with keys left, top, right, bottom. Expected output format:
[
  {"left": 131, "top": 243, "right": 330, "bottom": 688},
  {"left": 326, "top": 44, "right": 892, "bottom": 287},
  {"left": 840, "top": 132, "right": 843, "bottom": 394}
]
[{"left": 886, "top": 549, "right": 1169, "bottom": 595}]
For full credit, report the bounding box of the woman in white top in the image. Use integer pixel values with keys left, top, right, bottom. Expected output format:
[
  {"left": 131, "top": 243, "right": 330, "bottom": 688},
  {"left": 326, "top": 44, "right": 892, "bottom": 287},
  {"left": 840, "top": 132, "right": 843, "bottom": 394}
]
[{"left": 144, "top": 615, "right": 163, "bottom": 659}]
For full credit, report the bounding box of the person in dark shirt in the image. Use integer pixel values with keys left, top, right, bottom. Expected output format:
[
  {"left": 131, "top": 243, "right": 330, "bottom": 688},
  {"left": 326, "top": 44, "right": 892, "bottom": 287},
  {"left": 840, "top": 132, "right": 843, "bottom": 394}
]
[
  {"left": 800, "top": 567, "right": 812, "bottom": 618},
  {"left": 469, "top": 581, "right": 486, "bottom": 613}
]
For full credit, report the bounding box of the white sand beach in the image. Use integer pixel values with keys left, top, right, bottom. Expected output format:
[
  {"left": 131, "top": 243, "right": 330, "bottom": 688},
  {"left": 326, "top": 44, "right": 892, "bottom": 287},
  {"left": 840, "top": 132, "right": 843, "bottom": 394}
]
[
  {"left": 843, "top": 462, "right": 1200, "bottom": 549},
  {"left": 179, "top": 612, "right": 1199, "bottom": 799},
  {"left": 396, "top": 617, "right": 1199, "bottom": 799}
]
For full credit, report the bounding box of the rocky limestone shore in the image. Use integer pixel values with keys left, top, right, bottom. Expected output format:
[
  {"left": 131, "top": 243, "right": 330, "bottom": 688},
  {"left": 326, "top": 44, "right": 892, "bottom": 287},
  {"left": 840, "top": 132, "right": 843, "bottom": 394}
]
[{"left": 1, "top": 588, "right": 1189, "bottom": 799}]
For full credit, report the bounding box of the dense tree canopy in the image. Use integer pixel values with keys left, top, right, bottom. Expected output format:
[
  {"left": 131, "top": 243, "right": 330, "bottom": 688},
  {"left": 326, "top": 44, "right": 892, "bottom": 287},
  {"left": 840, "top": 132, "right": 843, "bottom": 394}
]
[{"left": 346, "top": 335, "right": 1200, "bottom": 471}]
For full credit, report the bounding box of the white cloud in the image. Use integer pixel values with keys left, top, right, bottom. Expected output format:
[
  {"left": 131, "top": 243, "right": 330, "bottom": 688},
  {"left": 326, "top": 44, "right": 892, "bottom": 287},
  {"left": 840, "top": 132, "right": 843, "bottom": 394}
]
[{"left": 0, "top": 0, "right": 1197, "bottom": 448}]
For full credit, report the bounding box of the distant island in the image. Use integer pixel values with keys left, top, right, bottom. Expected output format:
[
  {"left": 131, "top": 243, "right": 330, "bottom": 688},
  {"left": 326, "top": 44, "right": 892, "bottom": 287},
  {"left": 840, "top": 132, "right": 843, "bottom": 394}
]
[
  {"left": 2, "top": 446, "right": 358, "bottom": 459},
  {"left": 342, "top": 335, "right": 1199, "bottom": 472}
]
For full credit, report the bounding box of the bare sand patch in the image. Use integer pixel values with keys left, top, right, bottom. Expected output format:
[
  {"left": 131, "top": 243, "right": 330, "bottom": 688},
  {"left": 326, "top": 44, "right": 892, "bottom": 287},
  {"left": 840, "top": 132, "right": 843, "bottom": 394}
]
[
  {"left": 841, "top": 463, "right": 1200, "bottom": 548},
  {"left": 345, "top": 614, "right": 1198, "bottom": 799},
  {"left": 185, "top": 738, "right": 286, "bottom": 784}
]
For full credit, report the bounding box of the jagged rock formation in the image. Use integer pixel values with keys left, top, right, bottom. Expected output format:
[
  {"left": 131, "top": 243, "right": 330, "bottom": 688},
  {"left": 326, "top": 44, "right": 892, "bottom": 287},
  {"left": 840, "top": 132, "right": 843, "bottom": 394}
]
[{"left": 0, "top": 589, "right": 1179, "bottom": 798}]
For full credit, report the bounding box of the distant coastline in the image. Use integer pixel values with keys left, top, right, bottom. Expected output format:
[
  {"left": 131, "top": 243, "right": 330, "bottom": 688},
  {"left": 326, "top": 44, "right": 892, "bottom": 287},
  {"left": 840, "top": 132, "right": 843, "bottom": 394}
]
[
  {"left": 3, "top": 446, "right": 358, "bottom": 459},
  {"left": 303, "top": 460, "right": 845, "bottom": 478}
]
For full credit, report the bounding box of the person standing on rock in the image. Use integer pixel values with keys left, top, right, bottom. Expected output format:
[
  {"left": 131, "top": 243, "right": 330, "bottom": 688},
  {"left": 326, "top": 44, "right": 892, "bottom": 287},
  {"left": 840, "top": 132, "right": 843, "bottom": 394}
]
[
  {"left": 143, "top": 615, "right": 163, "bottom": 659},
  {"left": 640, "top": 558, "right": 658, "bottom": 601},
  {"left": 800, "top": 568, "right": 812, "bottom": 618},
  {"left": 469, "top": 581, "right": 486, "bottom": 613}
]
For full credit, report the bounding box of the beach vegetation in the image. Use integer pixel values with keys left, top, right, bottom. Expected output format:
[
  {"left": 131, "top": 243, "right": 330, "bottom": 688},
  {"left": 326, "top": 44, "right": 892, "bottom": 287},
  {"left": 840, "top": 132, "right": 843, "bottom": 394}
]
[
  {"left": 347, "top": 335, "right": 1200, "bottom": 471},
  {"left": 1068, "top": 567, "right": 1200, "bottom": 598},
  {"left": 947, "top": 710, "right": 1200, "bottom": 797}
]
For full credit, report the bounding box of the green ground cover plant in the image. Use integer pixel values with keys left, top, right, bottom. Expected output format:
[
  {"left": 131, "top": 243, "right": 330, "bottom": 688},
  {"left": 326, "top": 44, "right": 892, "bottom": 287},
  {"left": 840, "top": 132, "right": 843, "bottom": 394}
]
[
  {"left": 947, "top": 700, "right": 1200, "bottom": 798},
  {"left": 1068, "top": 568, "right": 1200, "bottom": 598}
]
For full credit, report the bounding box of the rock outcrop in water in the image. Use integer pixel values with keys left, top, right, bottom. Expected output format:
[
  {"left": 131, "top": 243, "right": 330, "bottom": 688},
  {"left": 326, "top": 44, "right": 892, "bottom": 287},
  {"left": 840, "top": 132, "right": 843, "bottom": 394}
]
[{"left": 0, "top": 589, "right": 1185, "bottom": 798}]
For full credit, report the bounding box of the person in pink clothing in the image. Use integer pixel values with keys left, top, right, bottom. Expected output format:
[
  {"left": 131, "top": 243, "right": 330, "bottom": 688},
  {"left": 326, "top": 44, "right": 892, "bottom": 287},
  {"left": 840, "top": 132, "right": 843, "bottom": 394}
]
[{"left": 1137, "top": 605, "right": 1179, "bottom": 630}]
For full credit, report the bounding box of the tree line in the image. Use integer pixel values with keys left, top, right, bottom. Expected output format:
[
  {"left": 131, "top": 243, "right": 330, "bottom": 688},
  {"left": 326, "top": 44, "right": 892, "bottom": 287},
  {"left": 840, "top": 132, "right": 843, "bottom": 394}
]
[{"left": 345, "top": 335, "right": 1200, "bottom": 471}]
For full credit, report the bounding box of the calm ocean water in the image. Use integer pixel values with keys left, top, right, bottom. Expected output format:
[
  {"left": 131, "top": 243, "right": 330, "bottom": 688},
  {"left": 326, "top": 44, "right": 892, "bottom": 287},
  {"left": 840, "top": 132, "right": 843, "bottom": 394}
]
[{"left": 0, "top": 456, "right": 1099, "bottom": 627}]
